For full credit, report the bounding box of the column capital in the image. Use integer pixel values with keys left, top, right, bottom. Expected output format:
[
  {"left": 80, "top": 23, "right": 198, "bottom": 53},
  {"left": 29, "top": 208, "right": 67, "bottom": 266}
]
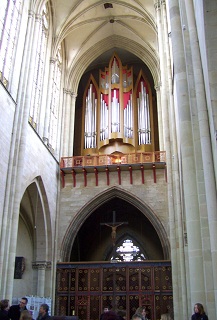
[
  {"left": 63, "top": 89, "right": 77, "bottom": 98},
  {"left": 63, "top": 88, "right": 72, "bottom": 95},
  {"left": 154, "top": 1, "right": 161, "bottom": 11},
  {"left": 35, "top": 14, "right": 42, "bottom": 22},
  {"left": 28, "top": 10, "right": 35, "bottom": 18},
  {"left": 155, "top": 82, "right": 162, "bottom": 91},
  {"left": 50, "top": 57, "right": 56, "bottom": 64},
  {"left": 32, "top": 261, "right": 51, "bottom": 270},
  {"left": 71, "top": 92, "right": 77, "bottom": 99}
]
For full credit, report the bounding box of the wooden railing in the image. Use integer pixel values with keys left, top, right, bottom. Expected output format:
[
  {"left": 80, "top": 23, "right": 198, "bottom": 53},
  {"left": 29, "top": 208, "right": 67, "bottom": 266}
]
[{"left": 60, "top": 151, "right": 166, "bottom": 169}]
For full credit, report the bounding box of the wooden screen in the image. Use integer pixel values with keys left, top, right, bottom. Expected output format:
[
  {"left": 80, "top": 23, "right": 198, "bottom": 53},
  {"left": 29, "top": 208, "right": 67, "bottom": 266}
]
[{"left": 55, "top": 261, "right": 173, "bottom": 320}]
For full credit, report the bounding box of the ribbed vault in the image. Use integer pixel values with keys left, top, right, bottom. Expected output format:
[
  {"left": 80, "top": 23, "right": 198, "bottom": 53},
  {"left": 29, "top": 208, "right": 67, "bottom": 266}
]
[{"left": 67, "top": 35, "right": 160, "bottom": 91}]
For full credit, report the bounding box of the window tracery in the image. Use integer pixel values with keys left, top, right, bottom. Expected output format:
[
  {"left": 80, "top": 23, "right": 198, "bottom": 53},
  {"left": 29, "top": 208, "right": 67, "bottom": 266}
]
[{"left": 0, "top": 0, "right": 22, "bottom": 88}]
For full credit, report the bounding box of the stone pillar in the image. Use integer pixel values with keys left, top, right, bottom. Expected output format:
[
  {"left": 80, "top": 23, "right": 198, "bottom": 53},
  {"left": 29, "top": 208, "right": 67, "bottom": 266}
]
[
  {"left": 43, "top": 58, "right": 56, "bottom": 145},
  {"left": 0, "top": 10, "right": 38, "bottom": 298},
  {"left": 155, "top": 2, "right": 186, "bottom": 318},
  {"left": 32, "top": 261, "right": 51, "bottom": 297},
  {"left": 62, "top": 89, "right": 71, "bottom": 156},
  {"left": 68, "top": 93, "right": 77, "bottom": 156},
  {"left": 62, "top": 90, "right": 77, "bottom": 156},
  {"left": 160, "top": 1, "right": 189, "bottom": 318},
  {"left": 155, "top": 1, "right": 167, "bottom": 151},
  {"left": 168, "top": 0, "right": 205, "bottom": 313},
  {"left": 27, "top": 13, "right": 42, "bottom": 121},
  {"left": 184, "top": 0, "right": 217, "bottom": 317},
  {"left": 155, "top": 83, "right": 164, "bottom": 150}
]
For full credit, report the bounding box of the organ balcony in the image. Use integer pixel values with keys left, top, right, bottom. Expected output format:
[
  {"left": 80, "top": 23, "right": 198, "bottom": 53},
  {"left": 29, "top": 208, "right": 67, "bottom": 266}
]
[{"left": 60, "top": 151, "right": 167, "bottom": 187}]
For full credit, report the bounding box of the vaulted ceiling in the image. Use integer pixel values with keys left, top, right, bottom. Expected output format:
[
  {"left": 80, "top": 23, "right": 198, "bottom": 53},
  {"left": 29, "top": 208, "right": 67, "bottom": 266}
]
[{"left": 50, "top": 0, "right": 159, "bottom": 88}]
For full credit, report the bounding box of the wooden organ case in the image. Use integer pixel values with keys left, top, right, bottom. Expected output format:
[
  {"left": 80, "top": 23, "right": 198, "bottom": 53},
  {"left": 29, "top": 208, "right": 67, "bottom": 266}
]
[{"left": 82, "top": 53, "right": 156, "bottom": 156}]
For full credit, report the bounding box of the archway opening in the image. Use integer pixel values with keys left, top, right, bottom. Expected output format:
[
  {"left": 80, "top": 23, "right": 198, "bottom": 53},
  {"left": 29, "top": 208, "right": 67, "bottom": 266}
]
[{"left": 70, "top": 197, "right": 164, "bottom": 262}]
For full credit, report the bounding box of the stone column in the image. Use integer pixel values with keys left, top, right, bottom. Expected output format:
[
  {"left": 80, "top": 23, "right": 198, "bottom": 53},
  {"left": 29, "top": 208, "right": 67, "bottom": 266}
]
[
  {"left": 155, "top": 1, "right": 167, "bottom": 151},
  {"left": 27, "top": 13, "right": 42, "bottom": 121},
  {"left": 32, "top": 261, "right": 51, "bottom": 297},
  {"left": 168, "top": 0, "right": 205, "bottom": 313},
  {"left": 62, "top": 89, "right": 72, "bottom": 156},
  {"left": 43, "top": 58, "right": 56, "bottom": 145},
  {"left": 1, "top": 10, "right": 39, "bottom": 298},
  {"left": 155, "top": 83, "right": 164, "bottom": 150},
  {"left": 62, "top": 90, "right": 77, "bottom": 156},
  {"left": 160, "top": 1, "right": 189, "bottom": 318},
  {"left": 155, "top": 2, "right": 186, "bottom": 318},
  {"left": 68, "top": 93, "right": 77, "bottom": 156},
  {"left": 184, "top": 0, "right": 217, "bottom": 317}
]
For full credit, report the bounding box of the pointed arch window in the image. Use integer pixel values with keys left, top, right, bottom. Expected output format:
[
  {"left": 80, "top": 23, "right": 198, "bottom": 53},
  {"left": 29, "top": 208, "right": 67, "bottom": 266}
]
[
  {"left": 0, "top": 0, "right": 23, "bottom": 88},
  {"left": 29, "top": 4, "right": 49, "bottom": 130},
  {"left": 111, "top": 239, "right": 146, "bottom": 262}
]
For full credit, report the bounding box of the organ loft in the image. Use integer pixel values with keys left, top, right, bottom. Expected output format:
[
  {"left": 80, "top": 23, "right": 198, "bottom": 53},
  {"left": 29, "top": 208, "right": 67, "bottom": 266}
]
[{"left": 81, "top": 53, "right": 157, "bottom": 157}]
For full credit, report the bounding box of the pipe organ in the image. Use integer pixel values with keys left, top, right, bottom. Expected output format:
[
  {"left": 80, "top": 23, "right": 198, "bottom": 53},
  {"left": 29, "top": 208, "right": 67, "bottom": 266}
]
[{"left": 82, "top": 54, "right": 155, "bottom": 155}]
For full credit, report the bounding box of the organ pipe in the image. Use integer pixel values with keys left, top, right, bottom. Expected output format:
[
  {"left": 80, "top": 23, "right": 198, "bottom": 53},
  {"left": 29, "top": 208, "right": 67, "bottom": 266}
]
[
  {"left": 84, "top": 83, "right": 97, "bottom": 149},
  {"left": 137, "top": 81, "right": 151, "bottom": 145},
  {"left": 82, "top": 54, "right": 154, "bottom": 155}
]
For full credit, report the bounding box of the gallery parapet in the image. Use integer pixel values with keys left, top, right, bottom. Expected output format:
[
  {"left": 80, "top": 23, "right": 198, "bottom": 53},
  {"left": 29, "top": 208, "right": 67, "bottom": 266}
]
[{"left": 60, "top": 151, "right": 166, "bottom": 172}]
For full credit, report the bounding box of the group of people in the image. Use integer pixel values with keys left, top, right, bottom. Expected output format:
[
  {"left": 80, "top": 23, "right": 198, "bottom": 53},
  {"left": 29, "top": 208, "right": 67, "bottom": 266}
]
[
  {"left": 0, "top": 298, "right": 50, "bottom": 320},
  {"left": 99, "top": 302, "right": 209, "bottom": 320},
  {"left": 100, "top": 306, "right": 150, "bottom": 320},
  {"left": 1, "top": 298, "right": 209, "bottom": 320}
]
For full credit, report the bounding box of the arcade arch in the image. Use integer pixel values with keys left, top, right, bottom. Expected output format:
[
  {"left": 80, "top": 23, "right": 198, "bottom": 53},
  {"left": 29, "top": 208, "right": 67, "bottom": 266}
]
[
  {"left": 14, "top": 177, "right": 52, "bottom": 297},
  {"left": 60, "top": 187, "right": 170, "bottom": 262}
]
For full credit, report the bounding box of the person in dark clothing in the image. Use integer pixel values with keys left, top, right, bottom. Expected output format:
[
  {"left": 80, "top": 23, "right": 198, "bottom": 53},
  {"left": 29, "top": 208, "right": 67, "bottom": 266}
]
[
  {"left": 8, "top": 298, "right": 28, "bottom": 320},
  {"left": 191, "top": 303, "right": 208, "bottom": 320},
  {"left": 102, "top": 311, "right": 119, "bottom": 320},
  {"left": 100, "top": 307, "right": 110, "bottom": 320},
  {"left": 36, "top": 304, "right": 50, "bottom": 320},
  {"left": 116, "top": 309, "right": 126, "bottom": 320},
  {"left": 0, "top": 299, "right": 10, "bottom": 320}
]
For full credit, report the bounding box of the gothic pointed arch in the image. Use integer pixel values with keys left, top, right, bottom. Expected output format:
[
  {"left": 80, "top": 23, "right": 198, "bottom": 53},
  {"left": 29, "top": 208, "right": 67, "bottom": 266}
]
[
  {"left": 60, "top": 187, "right": 170, "bottom": 261},
  {"left": 16, "top": 176, "right": 52, "bottom": 296},
  {"left": 67, "top": 35, "right": 160, "bottom": 92}
]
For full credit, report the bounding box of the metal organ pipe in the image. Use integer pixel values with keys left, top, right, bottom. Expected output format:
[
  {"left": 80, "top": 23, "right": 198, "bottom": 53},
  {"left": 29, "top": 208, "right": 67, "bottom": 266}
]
[
  {"left": 124, "top": 93, "right": 133, "bottom": 138},
  {"left": 138, "top": 82, "right": 151, "bottom": 145},
  {"left": 84, "top": 84, "right": 97, "bottom": 149},
  {"left": 100, "top": 94, "right": 109, "bottom": 141},
  {"left": 111, "top": 89, "right": 120, "bottom": 133}
]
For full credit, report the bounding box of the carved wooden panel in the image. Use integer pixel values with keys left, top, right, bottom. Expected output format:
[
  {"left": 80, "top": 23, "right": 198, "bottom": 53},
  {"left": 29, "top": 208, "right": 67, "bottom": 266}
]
[{"left": 55, "top": 262, "right": 173, "bottom": 320}]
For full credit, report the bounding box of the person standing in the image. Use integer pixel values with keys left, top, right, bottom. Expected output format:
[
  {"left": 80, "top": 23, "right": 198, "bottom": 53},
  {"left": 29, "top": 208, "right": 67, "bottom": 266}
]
[
  {"left": 100, "top": 307, "right": 110, "bottom": 320},
  {"left": 191, "top": 303, "right": 208, "bottom": 320},
  {"left": 135, "top": 307, "right": 149, "bottom": 320},
  {"left": 8, "top": 298, "right": 28, "bottom": 320},
  {"left": 0, "top": 299, "right": 10, "bottom": 320},
  {"left": 36, "top": 304, "right": 50, "bottom": 320}
]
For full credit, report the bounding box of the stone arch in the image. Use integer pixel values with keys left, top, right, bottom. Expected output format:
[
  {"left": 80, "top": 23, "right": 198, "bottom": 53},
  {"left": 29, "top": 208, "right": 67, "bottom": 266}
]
[
  {"left": 60, "top": 186, "right": 170, "bottom": 261},
  {"left": 67, "top": 35, "right": 160, "bottom": 91},
  {"left": 16, "top": 176, "right": 52, "bottom": 297}
]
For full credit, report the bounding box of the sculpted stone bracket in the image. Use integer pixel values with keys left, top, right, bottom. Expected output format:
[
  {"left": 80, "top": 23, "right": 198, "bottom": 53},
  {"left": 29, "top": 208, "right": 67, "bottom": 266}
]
[{"left": 32, "top": 261, "right": 51, "bottom": 270}]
